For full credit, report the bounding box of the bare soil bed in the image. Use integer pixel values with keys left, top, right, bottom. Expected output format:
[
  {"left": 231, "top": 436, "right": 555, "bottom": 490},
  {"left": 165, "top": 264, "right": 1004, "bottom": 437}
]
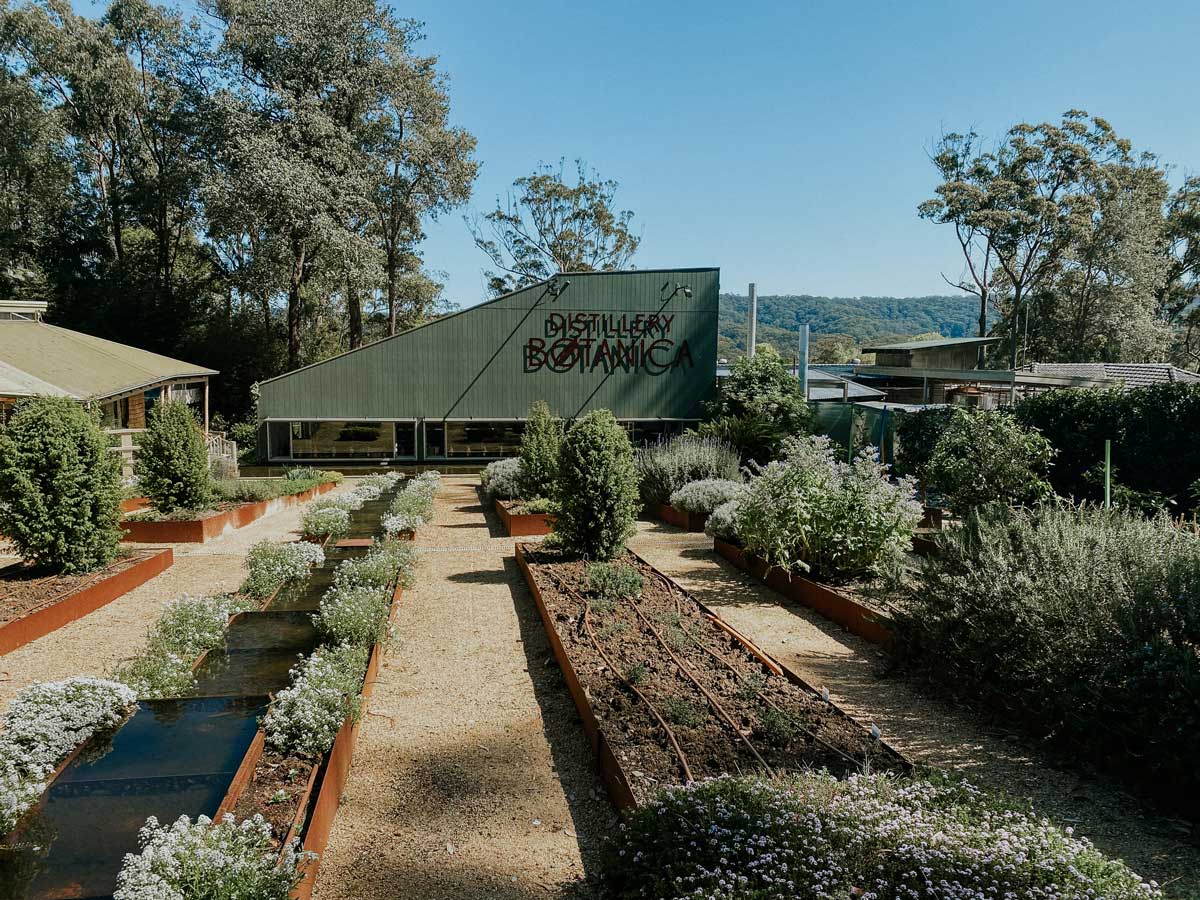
[
  {"left": 231, "top": 748, "right": 316, "bottom": 849},
  {"left": 0, "top": 552, "right": 150, "bottom": 625},
  {"left": 520, "top": 545, "right": 906, "bottom": 804}
]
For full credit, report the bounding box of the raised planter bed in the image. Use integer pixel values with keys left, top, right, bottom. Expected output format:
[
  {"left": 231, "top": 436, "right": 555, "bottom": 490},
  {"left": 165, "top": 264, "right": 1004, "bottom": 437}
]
[
  {"left": 120, "top": 496, "right": 150, "bottom": 514},
  {"left": 712, "top": 537, "right": 893, "bottom": 646},
  {"left": 649, "top": 502, "right": 708, "bottom": 533},
  {"left": 515, "top": 542, "right": 907, "bottom": 811},
  {"left": 121, "top": 482, "right": 337, "bottom": 544},
  {"left": 217, "top": 580, "right": 404, "bottom": 899},
  {"left": 495, "top": 498, "right": 553, "bottom": 537},
  {"left": 0, "top": 548, "right": 174, "bottom": 655}
]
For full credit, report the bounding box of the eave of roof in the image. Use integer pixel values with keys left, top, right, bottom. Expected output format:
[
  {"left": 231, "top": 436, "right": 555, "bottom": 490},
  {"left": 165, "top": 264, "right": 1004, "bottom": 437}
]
[{"left": 862, "top": 336, "right": 1003, "bottom": 352}]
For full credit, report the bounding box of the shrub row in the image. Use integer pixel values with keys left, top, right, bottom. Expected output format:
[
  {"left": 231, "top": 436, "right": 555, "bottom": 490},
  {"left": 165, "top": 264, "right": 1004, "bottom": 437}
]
[
  {"left": 635, "top": 433, "right": 740, "bottom": 507},
  {"left": 894, "top": 502, "right": 1200, "bottom": 796}
]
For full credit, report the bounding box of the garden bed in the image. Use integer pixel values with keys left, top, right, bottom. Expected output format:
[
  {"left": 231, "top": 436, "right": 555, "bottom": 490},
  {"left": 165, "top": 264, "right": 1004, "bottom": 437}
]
[
  {"left": 218, "top": 581, "right": 403, "bottom": 898},
  {"left": 515, "top": 542, "right": 907, "bottom": 810},
  {"left": 0, "top": 549, "right": 174, "bottom": 654},
  {"left": 713, "top": 537, "right": 895, "bottom": 646},
  {"left": 647, "top": 502, "right": 708, "bottom": 533},
  {"left": 121, "top": 482, "right": 337, "bottom": 543},
  {"left": 495, "top": 498, "right": 553, "bottom": 536}
]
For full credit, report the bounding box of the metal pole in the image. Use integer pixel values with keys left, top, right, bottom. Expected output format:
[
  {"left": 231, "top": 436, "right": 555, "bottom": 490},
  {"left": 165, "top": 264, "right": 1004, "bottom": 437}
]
[
  {"left": 1104, "top": 439, "right": 1111, "bottom": 509},
  {"left": 748, "top": 283, "right": 757, "bottom": 358},
  {"left": 797, "top": 323, "right": 809, "bottom": 399}
]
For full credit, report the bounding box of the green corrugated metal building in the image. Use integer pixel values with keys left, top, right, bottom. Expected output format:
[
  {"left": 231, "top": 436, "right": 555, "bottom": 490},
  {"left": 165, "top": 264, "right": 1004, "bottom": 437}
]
[{"left": 257, "top": 268, "right": 719, "bottom": 463}]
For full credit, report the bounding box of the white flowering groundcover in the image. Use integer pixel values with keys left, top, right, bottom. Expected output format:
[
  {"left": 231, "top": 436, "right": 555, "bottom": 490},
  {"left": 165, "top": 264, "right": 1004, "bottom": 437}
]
[
  {"left": 241, "top": 540, "right": 325, "bottom": 599},
  {"left": 0, "top": 677, "right": 137, "bottom": 833},
  {"left": 603, "top": 774, "right": 1162, "bottom": 900}
]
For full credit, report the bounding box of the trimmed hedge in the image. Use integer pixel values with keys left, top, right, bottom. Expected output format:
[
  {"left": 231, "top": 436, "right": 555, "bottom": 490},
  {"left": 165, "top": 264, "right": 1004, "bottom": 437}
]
[
  {"left": 0, "top": 397, "right": 123, "bottom": 573},
  {"left": 1017, "top": 383, "right": 1200, "bottom": 513},
  {"left": 137, "top": 402, "right": 212, "bottom": 513},
  {"left": 554, "top": 409, "right": 639, "bottom": 560}
]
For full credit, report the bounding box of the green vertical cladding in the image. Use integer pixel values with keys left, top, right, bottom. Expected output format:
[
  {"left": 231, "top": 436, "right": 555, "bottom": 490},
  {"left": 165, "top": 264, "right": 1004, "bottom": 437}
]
[{"left": 258, "top": 268, "right": 720, "bottom": 421}]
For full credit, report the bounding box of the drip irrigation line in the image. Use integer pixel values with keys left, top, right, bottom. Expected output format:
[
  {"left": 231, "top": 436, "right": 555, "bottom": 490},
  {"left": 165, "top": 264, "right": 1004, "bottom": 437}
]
[
  {"left": 646, "top": 564, "right": 872, "bottom": 769},
  {"left": 623, "top": 592, "right": 775, "bottom": 776},
  {"left": 535, "top": 560, "right": 694, "bottom": 783}
]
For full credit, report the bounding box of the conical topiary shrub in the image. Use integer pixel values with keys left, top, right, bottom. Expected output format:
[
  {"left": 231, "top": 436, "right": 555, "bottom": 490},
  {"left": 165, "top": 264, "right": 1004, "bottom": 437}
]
[
  {"left": 137, "top": 401, "right": 213, "bottom": 513},
  {"left": 0, "top": 396, "right": 123, "bottom": 573},
  {"left": 553, "top": 409, "right": 639, "bottom": 560}
]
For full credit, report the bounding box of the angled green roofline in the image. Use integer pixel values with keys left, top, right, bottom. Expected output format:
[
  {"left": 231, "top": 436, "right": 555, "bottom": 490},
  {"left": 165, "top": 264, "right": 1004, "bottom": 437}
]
[{"left": 257, "top": 267, "right": 720, "bottom": 424}]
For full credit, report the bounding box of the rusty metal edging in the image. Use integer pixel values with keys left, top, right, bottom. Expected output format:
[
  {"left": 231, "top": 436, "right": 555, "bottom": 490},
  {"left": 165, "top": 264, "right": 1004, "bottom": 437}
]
[
  {"left": 652, "top": 503, "right": 708, "bottom": 533},
  {"left": 712, "top": 538, "right": 894, "bottom": 647},
  {"left": 495, "top": 498, "right": 553, "bottom": 537},
  {"left": 0, "top": 548, "right": 174, "bottom": 656},
  {"left": 514, "top": 542, "right": 639, "bottom": 812}
]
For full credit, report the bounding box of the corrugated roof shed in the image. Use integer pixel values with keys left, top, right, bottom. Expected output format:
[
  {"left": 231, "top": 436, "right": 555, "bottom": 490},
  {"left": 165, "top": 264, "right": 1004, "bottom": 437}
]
[
  {"left": 0, "top": 320, "right": 216, "bottom": 400},
  {"left": 861, "top": 336, "right": 1002, "bottom": 352},
  {"left": 1019, "top": 362, "right": 1200, "bottom": 388}
]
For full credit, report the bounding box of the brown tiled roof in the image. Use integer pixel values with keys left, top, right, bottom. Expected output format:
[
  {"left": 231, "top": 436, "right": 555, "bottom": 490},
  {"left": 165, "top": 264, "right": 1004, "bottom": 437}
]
[{"left": 1020, "top": 362, "right": 1200, "bottom": 388}]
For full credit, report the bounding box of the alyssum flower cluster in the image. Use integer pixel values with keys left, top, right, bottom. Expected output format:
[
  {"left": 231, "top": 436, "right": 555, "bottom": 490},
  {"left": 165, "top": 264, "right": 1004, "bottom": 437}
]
[
  {"left": 241, "top": 539, "right": 325, "bottom": 599},
  {"left": 0, "top": 676, "right": 136, "bottom": 832},
  {"left": 382, "top": 470, "right": 440, "bottom": 535}
]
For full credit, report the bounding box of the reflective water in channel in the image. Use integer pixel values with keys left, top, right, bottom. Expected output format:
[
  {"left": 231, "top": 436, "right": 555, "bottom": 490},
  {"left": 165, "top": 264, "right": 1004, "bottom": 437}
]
[{"left": 0, "top": 488, "right": 395, "bottom": 899}]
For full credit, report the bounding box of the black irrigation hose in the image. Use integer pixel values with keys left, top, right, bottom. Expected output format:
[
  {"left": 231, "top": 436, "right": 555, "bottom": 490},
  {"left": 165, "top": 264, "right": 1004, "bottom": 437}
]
[{"left": 535, "top": 562, "right": 695, "bottom": 784}]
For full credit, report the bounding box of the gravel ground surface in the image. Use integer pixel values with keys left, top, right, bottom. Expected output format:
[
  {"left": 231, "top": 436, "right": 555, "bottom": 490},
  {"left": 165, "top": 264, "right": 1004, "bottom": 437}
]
[
  {"left": 630, "top": 521, "right": 1200, "bottom": 898},
  {"left": 313, "top": 477, "right": 614, "bottom": 900},
  {"left": 0, "top": 481, "right": 357, "bottom": 708}
]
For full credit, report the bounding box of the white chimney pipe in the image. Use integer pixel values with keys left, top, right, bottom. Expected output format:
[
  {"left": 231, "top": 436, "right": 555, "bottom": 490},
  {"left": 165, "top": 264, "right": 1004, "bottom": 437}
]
[{"left": 748, "top": 283, "right": 758, "bottom": 358}]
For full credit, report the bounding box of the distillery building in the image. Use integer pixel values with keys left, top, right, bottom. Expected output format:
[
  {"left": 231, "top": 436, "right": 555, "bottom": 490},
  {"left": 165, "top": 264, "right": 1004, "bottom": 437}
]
[{"left": 256, "top": 268, "right": 719, "bottom": 464}]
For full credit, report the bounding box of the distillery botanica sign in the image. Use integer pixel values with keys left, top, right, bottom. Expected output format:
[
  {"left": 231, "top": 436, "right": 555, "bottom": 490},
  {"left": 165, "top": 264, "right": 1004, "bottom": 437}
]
[{"left": 523, "top": 312, "right": 695, "bottom": 376}]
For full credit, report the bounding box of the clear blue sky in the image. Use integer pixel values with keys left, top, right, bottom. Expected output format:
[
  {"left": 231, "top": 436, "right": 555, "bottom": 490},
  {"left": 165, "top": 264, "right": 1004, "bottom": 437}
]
[{"left": 393, "top": 0, "right": 1198, "bottom": 307}]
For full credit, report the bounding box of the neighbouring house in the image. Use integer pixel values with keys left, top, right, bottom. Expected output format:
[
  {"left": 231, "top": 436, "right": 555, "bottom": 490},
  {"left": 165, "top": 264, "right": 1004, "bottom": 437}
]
[
  {"left": 851, "top": 336, "right": 1118, "bottom": 406},
  {"left": 1016, "top": 362, "right": 1200, "bottom": 388},
  {"left": 0, "top": 301, "right": 221, "bottom": 476}
]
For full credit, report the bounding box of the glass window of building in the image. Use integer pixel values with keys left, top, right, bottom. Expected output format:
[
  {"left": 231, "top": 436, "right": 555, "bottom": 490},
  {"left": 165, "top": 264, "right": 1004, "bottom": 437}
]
[
  {"left": 424, "top": 421, "right": 446, "bottom": 458},
  {"left": 267, "top": 421, "right": 292, "bottom": 459},
  {"left": 395, "top": 422, "right": 417, "bottom": 458},
  {"left": 445, "top": 421, "right": 525, "bottom": 458},
  {"left": 289, "top": 421, "right": 394, "bottom": 459}
]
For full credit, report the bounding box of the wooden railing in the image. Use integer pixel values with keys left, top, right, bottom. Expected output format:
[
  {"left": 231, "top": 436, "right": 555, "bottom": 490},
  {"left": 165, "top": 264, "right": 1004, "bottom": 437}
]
[{"left": 106, "top": 429, "right": 240, "bottom": 482}]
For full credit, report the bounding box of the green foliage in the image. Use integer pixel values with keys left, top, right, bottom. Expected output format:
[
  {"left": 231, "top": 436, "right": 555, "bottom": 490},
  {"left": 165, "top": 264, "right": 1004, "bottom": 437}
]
[
  {"left": 924, "top": 410, "right": 1053, "bottom": 516},
  {"left": 704, "top": 498, "right": 741, "bottom": 542},
  {"left": 1017, "top": 384, "right": 1200, "bottom": 513},
  {"left": 469, "top": 159, "right": 638, "bottom": 296},
  {"left": 0, "top": 396, "right": 122, "bottom": 573},
  {"left": 717, "top": 292, "right": 978, "bottom": 358},
  {"left": 301, "top": 505, "right": 350, "bottom": 539},
  {"left": 705, "top": 347, "right": 809, "bottom": 463},
  {"left": 893, "top": 405, "right": 965, "bottom": 484},
  {"left": 480, "top": 458, "right": 521, "bottom": 500},
  {"left": 668, "top": 478, "right": 744, "bottom": 516},
  {"left": 737, "top": 435, "right": 921, "bottom": 583},
  {"left": 603, "top": 774, "right": 1161, "bottom": 900},
  {"left": 518, "top": 400, "right": 563, "bottom": 499},
  {"left": 635, "top": 434, "right": 740, "bottom": 507},
  {"left": 692, "top": 412, "right": 782, "bottom": 468},
  {"left": 661, "top": 697, "right": 704, "bottom": 727},
  {"left": 894, "top": 503, "right": 1200, "bottom": 795},
  {"left": 553, "top": 409, "right": 639, "bottom": 560},
  {"left": 114, "top": 593, "right": 256, "bottom": 698},
  {"left": 264, "top": 644, "right": 369, "bottom": 758},
  {"left": 137, "top": 402, "right": 213, "bottom": 513},
  {"left": 212, "top": 471, "right": 339, "bottom": 504},
  {"left": 513, "top": 496, "right": 556, "bottom": 515},
  {"left": 585, "top": 562, "right": 644, "bottom": 601}
]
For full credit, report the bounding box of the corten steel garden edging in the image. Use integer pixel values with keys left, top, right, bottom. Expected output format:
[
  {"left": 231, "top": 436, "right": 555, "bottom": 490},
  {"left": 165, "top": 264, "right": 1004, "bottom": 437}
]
[
  {"left": 120, "top": 482, "right": 337, "bottom": 544},
  {"left": 514, "top": 543, "right": 910, "bottom": 814},
  {"left": 120, "top": 496, "right": 150, "bottom": 514},
  {"left": 0, "top": 548, "right": 174, "bottom": 656},
  {"left": 651, "top": 503, "right": 708, "bottom": 533},
  {"left": 712, "top": 538, "right": 893, "bottom": 647},
  {"left": 495, "top": 498, "right": 554, "bottom": 537}
]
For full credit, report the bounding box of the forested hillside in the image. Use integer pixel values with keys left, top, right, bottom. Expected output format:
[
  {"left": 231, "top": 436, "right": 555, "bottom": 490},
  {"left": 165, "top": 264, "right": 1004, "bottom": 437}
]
[{"left": 718, "top": 292, "right": 979, "bottom": 360}]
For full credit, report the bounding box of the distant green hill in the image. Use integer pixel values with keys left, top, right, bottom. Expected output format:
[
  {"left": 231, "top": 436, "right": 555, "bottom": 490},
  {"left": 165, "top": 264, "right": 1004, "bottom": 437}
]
[{"left": 718, "top": 292, "right": 980, "bottom": 360}]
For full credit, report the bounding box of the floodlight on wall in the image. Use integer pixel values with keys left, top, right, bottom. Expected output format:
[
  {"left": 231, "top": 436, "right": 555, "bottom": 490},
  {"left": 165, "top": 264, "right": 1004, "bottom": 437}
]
[
  {"left": 661, "top": 281, "right": 693, "bottom": 301},
  {"left": 547, "top": 278, "right": 571, "bottom": 300}
]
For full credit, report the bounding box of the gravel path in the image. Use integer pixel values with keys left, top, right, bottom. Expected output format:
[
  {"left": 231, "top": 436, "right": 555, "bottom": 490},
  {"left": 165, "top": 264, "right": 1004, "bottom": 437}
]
[
  {"left": 0, "top": 482, "right": 357, "bottom": 707},
  {"left": 313, "top": 477, "right": 614, "bottom": 900},
  {"left": 630, "top": 521, "right": 1200, "bottom": 897}
]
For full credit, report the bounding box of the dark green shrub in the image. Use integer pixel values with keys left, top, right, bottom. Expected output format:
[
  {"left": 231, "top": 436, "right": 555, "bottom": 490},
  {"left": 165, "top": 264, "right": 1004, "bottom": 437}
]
[
  {"left": 635, "top": 434, "right": 740, "bottom": 506},
  {"left": 704, "top": 347, "right": 810, "bottom": 463},
  {"left": 518, "top": 400, "right": 563, "bottom": 499},
  {"left": 0, "top": 397, "right": 123, "bottom": 573},
  {"left": 1017, "top": 384, "right": 1200, "bottom": 513},
  {"left": 603, "top": 774, "right": 1159, "bottom": 900},
  {"left": 585, "top": 562, "right": 643, "bottom": 600},
  {"left": 894, "top": 503, "right": 1200, "bottom": 796},
  {"left": 924, "top": 409, "right": 1053, "bottom": 516},
  {"left": 137, "top": 402, "right": 212, "bottom": 513},
  {"left": 553, "top": 409, "right": 639, "bottom": 560},
  {"left": 692, "top": 411, "right": 782, "bottom": 467},
  {"left": 893, "top": 405, "right": 965, "bottom": 485}
]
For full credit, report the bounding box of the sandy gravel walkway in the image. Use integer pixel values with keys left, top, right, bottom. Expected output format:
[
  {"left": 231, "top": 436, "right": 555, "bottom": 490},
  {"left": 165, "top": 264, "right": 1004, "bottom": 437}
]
[
  {"left": 0, "top": 481, "right": 357, "bottom": 707},
  {"left": 314, "top": 477, "right": 614, "bottom": 900},
  {"left": 630, "top": 521, "right": 1200, "bottom": 897}
]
